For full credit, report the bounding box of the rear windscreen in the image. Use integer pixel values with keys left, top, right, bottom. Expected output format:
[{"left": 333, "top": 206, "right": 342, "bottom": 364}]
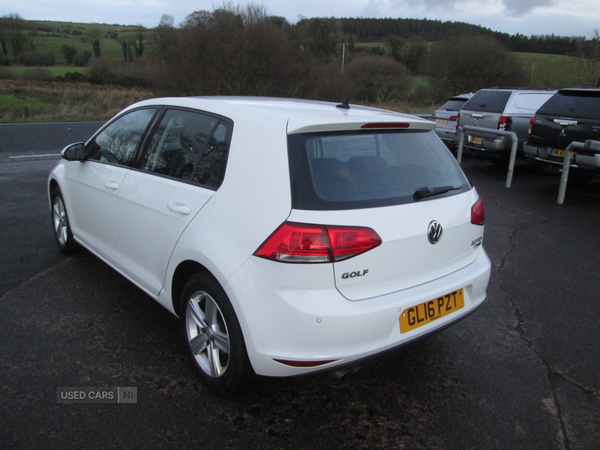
[
  {"left": 462, "top": 91, "right": 511, "bottom": 113},
  {"left": 538, "top": 91, "right": 600, "bottom": 119},
  {"left": 439, "top": 98, "right": 468, "bottom": 111},
  {"left": 288, "top": 130, "right": 471, "bottom": 210}
]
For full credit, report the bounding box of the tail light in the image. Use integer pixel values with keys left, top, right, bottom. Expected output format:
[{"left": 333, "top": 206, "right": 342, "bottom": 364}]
[
  {"left": 527, "top": 116, "right": 536, "bottom": 140},
  {"left": 255, "top": 222, "right": 382, "bottom": 263},
  {"left": 471, "top": 197, "right": 485, "bottom": 226},
  {"left": 498, "top": 116, "right": 512, "bottom": 131},
  {"left": 448, "top": 115, "right": 459, "bottom": 122}
]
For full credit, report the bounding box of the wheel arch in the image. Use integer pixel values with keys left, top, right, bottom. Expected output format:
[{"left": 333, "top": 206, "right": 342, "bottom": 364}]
[
  {"left": 171, "top": 260, "right": 214, "bottom": 316},
  {"left": 48, "top": 178, "right": 60, "bottom": 200}
]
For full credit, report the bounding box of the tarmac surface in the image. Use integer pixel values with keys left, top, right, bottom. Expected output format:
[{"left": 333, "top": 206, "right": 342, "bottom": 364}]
[{"left": 1, "top": 122, "right": 599, "bottom": 449}]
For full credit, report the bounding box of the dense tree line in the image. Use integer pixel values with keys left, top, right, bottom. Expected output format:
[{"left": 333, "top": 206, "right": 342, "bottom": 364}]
[
  {"left": 340, "top": 17, "right": 586, "bottom": 56},
  {"left": 340, "top": 17, "right": 497, "bottom": 43},
  {"left": 496, "top": 33, "right": 582, "bottom": 56}
]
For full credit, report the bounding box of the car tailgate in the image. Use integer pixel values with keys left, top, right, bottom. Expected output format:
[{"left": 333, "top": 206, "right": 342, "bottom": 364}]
[
  {"left": 533, "top": 113, "right": 600, "bottom": 149},
  {"left": 287, "top": 190, "right": 484, "bottom": 301},
  {"left": 460, "top": 111, "right": 501, "bottom": 137}
]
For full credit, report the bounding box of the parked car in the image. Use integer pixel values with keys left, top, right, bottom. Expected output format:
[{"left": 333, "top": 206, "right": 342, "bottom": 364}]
[
  {"left": 48, "top": 97, "right": 491, "bottom": 394},
  {"left": 524, "top": 88, "right": 600, "bottom": 174},
  {"left": 457, "top": 88, "right": 556, "bottom": 159},
  {"left": 433, "top": 93, "right": 473, "bottom": 149}
]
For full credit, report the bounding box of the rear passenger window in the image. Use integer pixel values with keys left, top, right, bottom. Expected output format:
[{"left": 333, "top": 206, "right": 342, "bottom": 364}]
[
  {"left": 462, "top": 91, "right": 511, "bottom": 113},
  {"left": 513, "top": 93, "right": 554, "bottom": 112},
  {"left": 141, "top": 109, "right": 231, "bottom": 189}
]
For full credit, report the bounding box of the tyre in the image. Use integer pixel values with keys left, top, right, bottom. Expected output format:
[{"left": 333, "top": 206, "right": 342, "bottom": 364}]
[
  {"left": 50, "top": 187, "right": 78, "bottom": 254},
  {"left": 180, "top": 272, "right": 253, "bottom": 395}
]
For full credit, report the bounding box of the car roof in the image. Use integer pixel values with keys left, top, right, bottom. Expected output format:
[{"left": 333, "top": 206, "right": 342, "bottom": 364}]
[
  {"left": 124, "top": 96, "right": 436, "bottom": 134},
  {"left": 557, "top": 88, "right": 600, "bottom": 95},
  {"left": 449, "top": 93, "right": 474, "bottom": 100},
  {"left": 476, "top": 88, "right": 556, "bottom": 94}
]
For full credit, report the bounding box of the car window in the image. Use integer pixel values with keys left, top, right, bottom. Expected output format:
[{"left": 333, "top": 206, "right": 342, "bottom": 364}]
[
  {"left": 86, "top": 108, "right": 156, "bottom": 166},
  {"left": 462, "top": 91, "right": 511, "bottom": 113},
  {"left": 141, "top": 109, "right": 231, "bottom": 189},
  {"left": 538, "top": 91, "right": 600, "bottom": 119},
  {"left": 438, "top": 99, "right": 467, "bottom": 111},
  {"left": 288, "top": 130, "right": 470, "bottom": 210},
  {"left": 513, "top": 93, "right": 555, "bottom": 112}
]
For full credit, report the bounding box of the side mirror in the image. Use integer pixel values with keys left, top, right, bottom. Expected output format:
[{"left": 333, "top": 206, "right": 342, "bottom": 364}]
[{"left": 61, "top": 143, "right": 85, "bottom": 161}]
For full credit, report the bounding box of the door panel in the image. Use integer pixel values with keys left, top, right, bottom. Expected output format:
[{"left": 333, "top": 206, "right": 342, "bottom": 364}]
[
  {"left": 65, "top": 162, "right": 129, "bottom": 266},
  {"left": 64, "top": 108, "right": 157, "bottom": 265},
  {"left": 115, "top": 108, "right": 232, "bottom": 295},
  {"left": 116, "top": 172, "right": 213, "bottom": 295}
]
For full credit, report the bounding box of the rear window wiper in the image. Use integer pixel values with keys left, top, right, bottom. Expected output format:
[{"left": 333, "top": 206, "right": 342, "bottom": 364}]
[{"left": 413, "top": 185, "right": 461, "bottom": 201}]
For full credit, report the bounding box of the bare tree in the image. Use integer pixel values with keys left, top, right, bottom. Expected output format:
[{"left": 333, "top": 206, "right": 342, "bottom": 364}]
[
  {"left": 425, "top": 35, "right": 527, "bottom": 100},
  {"left": 1, "top": 14, "right": 27, "bottom": 62},
  {"left": 152, "top": 14, "right": 177, "bottom": 59},
  {"left": 346, "top": 54, "right": 411, "bottom": 103},
  {"left": 118, "top": 28, "right": 144, "bottom": 63},
  {"left": 133, "top": 28, "right": 145, "bottom": 58},
  {"left": 87, "top": 26, "right": 102, "bottom": 58},
  {"left": 385, "top": 35, "right": 406, "bottom": 63},
  {"left": 576, "top": 29, "right": 600, "bottom": 87},
  {"left": 293, "top": 17, "right": 343, "bottom": 61},
  {"left": 161, "top": 4, "right": 305, "bottom": 96},
  {"left": 61, "top": 44, "right": 77, "bottom": 64},
  {"left": 0, "top": 17, "right": 10, "bottom": 63}
]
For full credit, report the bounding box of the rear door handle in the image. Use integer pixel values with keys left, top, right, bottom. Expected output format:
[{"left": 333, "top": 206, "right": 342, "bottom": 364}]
[
  {"left": 168, "top": 202, "right": 192, "bottom": 215},
  {"left": 104, "top": 182, "right": 119, "bottom": 190},
  {"left": 471, "top": 114, "right": 484, "bottom": 118}
]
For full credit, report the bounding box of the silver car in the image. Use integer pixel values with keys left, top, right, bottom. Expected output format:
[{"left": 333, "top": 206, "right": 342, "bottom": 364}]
[
  {"left": 457, "top": 88, "right": 556, "bottom": 158},
  {"left": 433, "top": 93, "right": 473, "bottom": 149}
]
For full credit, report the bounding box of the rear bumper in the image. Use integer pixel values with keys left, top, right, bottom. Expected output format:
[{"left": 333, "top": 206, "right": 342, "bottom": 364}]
[
  {"left": 435, "top": 126, "right": 459, "bottom": 148},
  {"left": 524, "top": 143, "right": 600, "bottom": 171},
  {"left": 462, "top": 134, "right": 510, "bottom": 154},
  {"left": 225, "top": 249, "right": 491, "bottom": 377}
]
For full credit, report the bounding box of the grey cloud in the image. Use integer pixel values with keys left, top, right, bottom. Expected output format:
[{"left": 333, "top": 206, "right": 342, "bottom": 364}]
[
  {"left": 397, "top": 0, "right": 554, "bottom": 16},
  {"left": 502, "top": 0, "right": 554, "bottom": 16},
  {"left": 416, "top": 0, "right": 449, "bottom": 7}
]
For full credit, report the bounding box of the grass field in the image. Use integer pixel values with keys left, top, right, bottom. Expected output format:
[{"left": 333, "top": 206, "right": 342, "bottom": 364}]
[
  {"left": 8, "top": 66, "right": 86, "bottom": 77},
  {"left": 34, "top": 35, "right": 134, "bottom": 64},
  {"left": 28, "top": 20, "right": 148, "bottom": 64},
  {"left": 0, "top": 80, "right": 155, "bottom": 123},
  {"left": 514, "top": 52, "right": 583, "bottom": 87}
]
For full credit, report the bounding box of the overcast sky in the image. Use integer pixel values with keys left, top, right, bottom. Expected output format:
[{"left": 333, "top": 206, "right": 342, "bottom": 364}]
[{"left": 1, "top": 0, "right": 598, "bottom": 37}]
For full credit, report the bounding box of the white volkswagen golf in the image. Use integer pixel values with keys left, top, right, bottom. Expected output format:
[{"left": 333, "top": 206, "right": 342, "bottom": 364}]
[{"left": 48, "top": 97, "right": 491, "bottom": 394}]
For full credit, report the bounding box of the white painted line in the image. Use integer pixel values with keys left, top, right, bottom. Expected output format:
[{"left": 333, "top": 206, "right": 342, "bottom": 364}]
[{"left": 9, "top": 154, "right": 61, "bottom": 159}]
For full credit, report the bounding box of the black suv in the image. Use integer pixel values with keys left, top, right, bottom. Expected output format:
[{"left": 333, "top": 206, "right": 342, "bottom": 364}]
[{"left": 524, "top": 88, "right": 600, "bottom": 173}]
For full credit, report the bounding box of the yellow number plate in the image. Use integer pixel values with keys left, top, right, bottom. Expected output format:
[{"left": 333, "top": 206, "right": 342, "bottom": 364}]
[
  {"left": 436, "top": 119, "right": 448, "bottom": 126},
  {"left": 551, "top": 148, "right": 576, "bottom": 159},
  {"left": 468, "top": 136, "right": 484, "bottom": 145},
  {"left": 399, "top": 289, "right": 465, "bottom": 333}
]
